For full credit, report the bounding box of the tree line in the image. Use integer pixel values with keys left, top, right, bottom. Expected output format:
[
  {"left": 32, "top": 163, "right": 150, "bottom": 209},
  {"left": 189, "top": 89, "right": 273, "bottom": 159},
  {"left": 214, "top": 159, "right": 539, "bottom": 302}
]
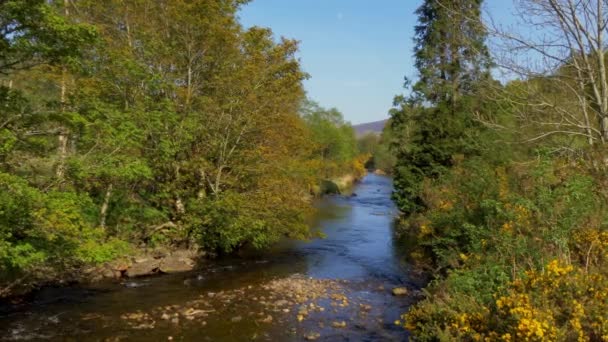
[
  {"left": 0, "top": 0, "right": 364, "bottom": 295},
  {"left": 389, "top": 0, "right": 608, "bottom": 340}
]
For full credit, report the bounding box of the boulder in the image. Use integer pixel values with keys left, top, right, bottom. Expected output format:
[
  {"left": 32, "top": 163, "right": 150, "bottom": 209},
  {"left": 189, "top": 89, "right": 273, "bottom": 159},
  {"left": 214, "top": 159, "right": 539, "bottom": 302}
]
[
  {"left": 159, "top": 255, "right": 195, "bottom": 274},
  {"left": 150, "top": 247, "right": 169, "bottom": 259},
  {"left": 126, "top": 259, "right": 160, "bottom": 277},
  {"left": 320, "top": 180, "right": 341, "bottom": 195}
]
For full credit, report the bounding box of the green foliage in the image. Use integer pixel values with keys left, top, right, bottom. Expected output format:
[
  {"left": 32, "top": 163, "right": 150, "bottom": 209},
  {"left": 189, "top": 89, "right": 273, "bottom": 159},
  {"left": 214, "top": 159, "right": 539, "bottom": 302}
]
[
  {"left": 390, "top": 0, "right": 492, "bottom": 215},
  {"left": 187, "top": 190, "right": 309, "bottom": 253},
  {"left": 412, "top": 0, "right": 491, "bottom": 104},
  {"left": 0, "top": 172, "right": 128, "bottom": 283},
  {"left": 357, "top": 133, "right": 379, "bottom": 156},
  {"left": 397, "top": 148, "right": 608, "bottom": 339},
  {"left": 357, "top": 129, "right": 396, "bottom": 172},
  {"left": 391, "top": 2, "right": 608, "bottom": 340},
  {"left": 301, "top": 99, "right": 360, "bottom": 177},
  {"left": 1, "top": 0, "right": 371, "bottom": 294},
  {"left": 0, "top": 0, "right": 97, "bottom": 73}
]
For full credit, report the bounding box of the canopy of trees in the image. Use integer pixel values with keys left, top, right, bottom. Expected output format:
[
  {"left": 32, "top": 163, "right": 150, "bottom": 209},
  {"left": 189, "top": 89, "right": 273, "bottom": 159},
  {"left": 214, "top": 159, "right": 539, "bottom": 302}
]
[{"left": 0, "top": 0, "right": 363, "bottom": 294}]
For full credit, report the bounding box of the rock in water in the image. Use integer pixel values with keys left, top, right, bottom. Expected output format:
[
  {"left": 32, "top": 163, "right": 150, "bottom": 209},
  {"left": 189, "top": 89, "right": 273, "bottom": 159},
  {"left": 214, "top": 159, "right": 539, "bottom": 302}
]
[
  {"left": 332, "top": 321, "right": 347, "bottom": 328},
  {"left": 125, "top": 259, "right": 160, "bottom": 277},
  {"left": 159, "top": 255, "right": 195, "bottom": 274},
  {"left": 304, "top": 332, "right": 320, "bottom": 340},
  {"left": 392, "top": 287, "right": 408, "bottom": 296}
]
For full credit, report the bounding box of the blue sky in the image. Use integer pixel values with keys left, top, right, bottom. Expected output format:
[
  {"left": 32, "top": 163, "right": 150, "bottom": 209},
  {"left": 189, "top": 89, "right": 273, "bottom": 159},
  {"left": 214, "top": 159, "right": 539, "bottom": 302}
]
[{"left": 239, "top": 0, "right": 516, "bottom": 125}]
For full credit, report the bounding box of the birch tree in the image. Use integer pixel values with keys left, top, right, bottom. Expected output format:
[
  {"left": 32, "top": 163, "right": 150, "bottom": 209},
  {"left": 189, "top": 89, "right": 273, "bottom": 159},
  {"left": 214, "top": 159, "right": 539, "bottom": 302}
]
[{"left": 489, "top": 0, "right": 608, "bottom": 146}]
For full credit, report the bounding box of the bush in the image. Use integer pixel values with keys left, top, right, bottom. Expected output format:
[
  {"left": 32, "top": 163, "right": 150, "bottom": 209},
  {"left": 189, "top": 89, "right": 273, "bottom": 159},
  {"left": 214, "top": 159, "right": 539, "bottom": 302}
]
[
  {"left": 187, "top": 189, "right": 310, "bottom": 253},
  {"left": 0, "top": 172, "right": 130, "bottom": 287},
  {"left": 398, "top": 152, "right": 608, "bottom": 341},
  {"left": 404, "top": 260, "right": 608, "bottom": 341}
]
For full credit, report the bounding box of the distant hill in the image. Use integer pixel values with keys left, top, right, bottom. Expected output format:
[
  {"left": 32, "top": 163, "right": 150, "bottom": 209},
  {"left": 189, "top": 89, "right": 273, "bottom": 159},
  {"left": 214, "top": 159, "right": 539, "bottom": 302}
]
[{"left": 352, "top": 119, "right": 388, "bottom": 137}]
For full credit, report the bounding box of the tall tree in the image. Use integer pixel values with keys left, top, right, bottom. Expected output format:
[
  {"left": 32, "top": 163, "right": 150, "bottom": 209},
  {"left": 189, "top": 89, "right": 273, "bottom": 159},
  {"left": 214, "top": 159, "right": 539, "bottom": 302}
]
[
  {"left": 391, "top": 0, "right": 492, "bottom": 214},
  {"left": 487, "top": 0, "right": 608, "bottom": 146},
  {"left": 412, "top": 0, "right": 491, "bottom": 108}
]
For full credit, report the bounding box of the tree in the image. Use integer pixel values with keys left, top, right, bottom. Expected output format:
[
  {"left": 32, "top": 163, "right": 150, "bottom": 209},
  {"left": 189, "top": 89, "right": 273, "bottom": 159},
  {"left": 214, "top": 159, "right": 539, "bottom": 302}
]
[
  {"left": 412, "top": 0, "right": 491, "bottom": 107},
  {"left": 488, "top": 0, "right": 608, "bottom": 146},
  {"left": 1, "top": 0, "right": 328, "bottom": 293},
  {"left": 391, "top": 0, "right": 492, "bottom": 214},
  {"left": 301, "top": 100, "right": 358, "bottom": 177},
  {"left": 0, "top": 0, "right": 96, "bottom": 74}
]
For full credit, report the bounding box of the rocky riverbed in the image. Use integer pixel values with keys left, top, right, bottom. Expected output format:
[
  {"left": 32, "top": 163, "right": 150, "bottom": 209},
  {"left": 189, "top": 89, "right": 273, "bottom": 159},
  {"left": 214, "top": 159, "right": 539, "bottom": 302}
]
[{"left": 79, "top": 274, "right": 416, "bottom": 341}]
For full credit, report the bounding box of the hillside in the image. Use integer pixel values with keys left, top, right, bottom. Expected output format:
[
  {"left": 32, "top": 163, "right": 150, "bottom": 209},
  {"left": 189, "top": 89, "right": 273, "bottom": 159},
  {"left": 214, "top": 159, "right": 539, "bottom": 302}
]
[{"left": 352, "top": 119, "right": 388, "bottom": 136}]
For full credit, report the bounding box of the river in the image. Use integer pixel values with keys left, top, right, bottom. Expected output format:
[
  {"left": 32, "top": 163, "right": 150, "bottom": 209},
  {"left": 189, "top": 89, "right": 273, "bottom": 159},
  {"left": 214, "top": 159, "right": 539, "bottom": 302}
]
[{"left": 0, "top": 174, "right": 418, "bottom": 341}]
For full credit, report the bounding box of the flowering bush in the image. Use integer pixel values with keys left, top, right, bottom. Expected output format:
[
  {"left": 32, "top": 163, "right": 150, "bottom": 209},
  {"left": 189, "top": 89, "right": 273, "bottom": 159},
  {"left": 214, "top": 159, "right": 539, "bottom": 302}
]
[{"left": 399, "top": 154, "right": 608, "bottom": 341}]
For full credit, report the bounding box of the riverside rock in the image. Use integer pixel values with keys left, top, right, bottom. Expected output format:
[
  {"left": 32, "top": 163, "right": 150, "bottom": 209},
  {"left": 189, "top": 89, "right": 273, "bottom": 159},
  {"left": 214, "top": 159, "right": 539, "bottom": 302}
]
[
  {"left": 159, "top": 255, "right": 195, "bottom": 274},
  {"left": 126, "top": 259, "right": 160, "bottom": 277}
]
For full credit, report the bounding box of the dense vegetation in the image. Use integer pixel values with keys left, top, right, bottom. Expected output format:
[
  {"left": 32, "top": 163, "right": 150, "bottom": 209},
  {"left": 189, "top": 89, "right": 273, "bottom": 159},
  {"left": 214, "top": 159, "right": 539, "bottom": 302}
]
[
  {"left": 391, "top": 0, "right": 608, "bottom": 340},
  {"left": 0, "top": 0, "right": 363, "bottom": 295},
  {"left": 357, "top": 129, "right": 395, "bottom": 172},
  {"left": 7, "top": 3, "right": 606, "bottom": 339}
]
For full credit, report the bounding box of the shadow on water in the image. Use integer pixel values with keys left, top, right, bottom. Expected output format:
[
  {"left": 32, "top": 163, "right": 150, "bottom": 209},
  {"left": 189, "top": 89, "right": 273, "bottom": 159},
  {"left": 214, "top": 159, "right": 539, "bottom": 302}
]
[{"left": 0, "top": 174, "right": 416, "bottom": 341}]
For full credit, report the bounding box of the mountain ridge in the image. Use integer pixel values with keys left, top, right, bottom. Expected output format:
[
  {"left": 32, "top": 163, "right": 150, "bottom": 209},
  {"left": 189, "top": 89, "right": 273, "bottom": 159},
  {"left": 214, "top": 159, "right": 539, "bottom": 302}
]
[{"left": 352, "top": 119, "right": 388, "bottom": 136}]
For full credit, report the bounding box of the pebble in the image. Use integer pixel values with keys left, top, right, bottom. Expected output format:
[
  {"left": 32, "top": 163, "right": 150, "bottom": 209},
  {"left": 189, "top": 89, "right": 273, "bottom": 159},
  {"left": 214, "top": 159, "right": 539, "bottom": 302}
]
[
  {"left": 274, "top": 299, "right": 289, "bottom": 307},
  {"left": 392, "top": 287, "right": 408, "bottom": 296},
  {"left": 332, "top": 321, "right": 347, "bottom": 328},
  {"left": 360, "top": 304, "right": 372, "bottom": 311},
  {"left": 304, "top": 332, "right": 321, "bottom": 340}
]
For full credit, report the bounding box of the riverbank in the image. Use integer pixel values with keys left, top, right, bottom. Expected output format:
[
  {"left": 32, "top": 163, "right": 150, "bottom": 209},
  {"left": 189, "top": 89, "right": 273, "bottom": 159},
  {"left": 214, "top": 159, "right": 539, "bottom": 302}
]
[
  {"left": 1, "top": 171, "right": 367, "bottom": 301},
  {"left": 1, "top": 174, "right": 418, "bottom": 341},
  {"left": 312, "top": 173, "right": 364, "bottom": 196},
  {"left": 0, "top": 248, "right": 207, "bottom": 301}
]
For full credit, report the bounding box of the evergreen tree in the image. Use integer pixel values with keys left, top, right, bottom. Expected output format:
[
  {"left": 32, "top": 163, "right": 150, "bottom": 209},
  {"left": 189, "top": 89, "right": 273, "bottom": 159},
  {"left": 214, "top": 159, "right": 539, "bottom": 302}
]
[{"left": 391, "top": 0, "right": 492, "bottom": 214}]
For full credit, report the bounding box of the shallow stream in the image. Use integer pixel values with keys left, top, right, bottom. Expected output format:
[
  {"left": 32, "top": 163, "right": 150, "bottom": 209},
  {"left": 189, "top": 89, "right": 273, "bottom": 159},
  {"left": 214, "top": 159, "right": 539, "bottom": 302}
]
[{"left": 0, "top": 174, "right": 418, "bottom": 341}]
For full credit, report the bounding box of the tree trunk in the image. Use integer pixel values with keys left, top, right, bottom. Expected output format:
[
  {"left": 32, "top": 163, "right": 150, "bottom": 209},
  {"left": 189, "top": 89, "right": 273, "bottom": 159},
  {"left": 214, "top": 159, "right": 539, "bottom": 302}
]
[
  {"left": 175, "top": 196, "right": 185, "bottom": 215},
  {"left": 197, "top": 169, "right": 207, "bottom": 199},
  {"left": 100, "top": 183, "right": 113, "bottom": 229},
  {"left": 56, "top": 0, "right": 70, "bottom": 181},
  {"left": 596, "top": 0, "right": 608, "bottom": 143},
  {"left": 601, "top": 116, "right": 608, "bottom": 143},
  {"left": 56, "top": 131, "right": 68, "bottom": 180}
]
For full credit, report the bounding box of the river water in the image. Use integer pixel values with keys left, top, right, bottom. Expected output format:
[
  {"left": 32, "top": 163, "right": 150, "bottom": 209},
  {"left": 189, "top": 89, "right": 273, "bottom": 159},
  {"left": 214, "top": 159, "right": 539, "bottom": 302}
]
[{"left": 0, "top": 174, "right": 418, "bottom": 341}]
